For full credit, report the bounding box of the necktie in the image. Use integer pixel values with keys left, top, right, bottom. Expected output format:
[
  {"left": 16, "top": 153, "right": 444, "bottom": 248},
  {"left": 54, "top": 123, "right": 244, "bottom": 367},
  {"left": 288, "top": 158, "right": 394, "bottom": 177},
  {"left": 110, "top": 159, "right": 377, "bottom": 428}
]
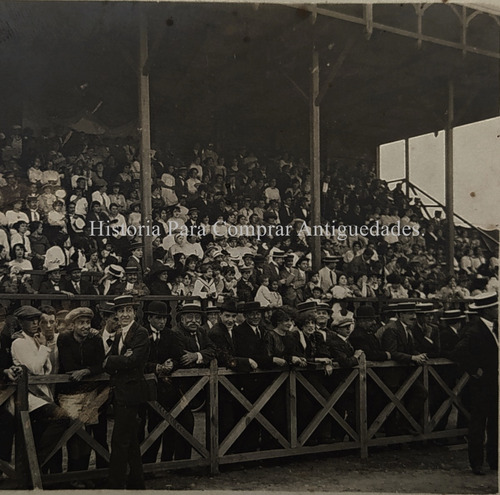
[
  {"left": 152, "top": 331, "right": 160, "bottom": 342},
  {"left": 106, "top": 337, "right": 114, "bottom": 348},
  {"left": 74, "top": 282, "right": 80, "bottom": 294},
  {"left": 191, "top": 332, "right": 201, "bottom": 351}
]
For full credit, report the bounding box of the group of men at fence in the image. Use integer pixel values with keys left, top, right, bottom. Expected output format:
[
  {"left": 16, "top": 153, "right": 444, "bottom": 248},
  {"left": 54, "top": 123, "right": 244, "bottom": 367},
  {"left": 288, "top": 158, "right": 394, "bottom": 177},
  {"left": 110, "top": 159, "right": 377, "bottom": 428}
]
[{"left": 0, "top": 290, "right": 497, "bottom": 488}]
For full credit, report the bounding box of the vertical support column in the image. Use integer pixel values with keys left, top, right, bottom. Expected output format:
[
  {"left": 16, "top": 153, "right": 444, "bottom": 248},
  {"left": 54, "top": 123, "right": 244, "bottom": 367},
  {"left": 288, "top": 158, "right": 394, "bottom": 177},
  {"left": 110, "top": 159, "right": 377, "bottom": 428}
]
[
  {"left": 357, "top": 354, "right": 368, "bottom": 459},
  {"left": 287, "top": 368, "right": 297, "bottom": 448},
  {"left": 208, "top": 360, "right": 219, "bottom": 475},
  {"left": 139, "top": 9, "right": 153, "bottom": 268},
  {"left": 310, "top": 47, "right": 321, "bottom": 273},
  {"left": 404, "top": 137, "right": 410, "bottom": 199},
  {"left": 445, "top": 80, "right": 455, "bottom": 276},
  {"left": 376, "top": 145, "right": 381, "bottom": 179}
]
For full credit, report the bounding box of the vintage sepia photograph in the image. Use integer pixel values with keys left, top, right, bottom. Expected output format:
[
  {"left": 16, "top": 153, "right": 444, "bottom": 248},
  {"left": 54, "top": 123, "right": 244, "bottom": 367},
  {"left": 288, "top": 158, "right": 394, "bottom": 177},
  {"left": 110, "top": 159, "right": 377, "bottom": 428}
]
[{"left": 0, "top": 0, "right": 498, "bottom": 492}]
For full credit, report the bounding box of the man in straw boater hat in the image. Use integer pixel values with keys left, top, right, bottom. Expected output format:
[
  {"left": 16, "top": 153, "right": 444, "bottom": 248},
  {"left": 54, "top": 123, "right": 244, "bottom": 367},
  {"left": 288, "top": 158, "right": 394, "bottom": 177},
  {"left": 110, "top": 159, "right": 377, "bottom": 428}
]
[
  {"left": 412, "top": 302, "right": 440, "bottom": 358},
  {"left": 140, "top": 301, "right": 193, "bottom": 463},
  {"left": 450, "top": 292, "right": 498, "bottom": 475},
  {"left": 381, "top": 301, "right": 428, "bottom": 436},
  {"left": 103, "top": 295, "right": 150, "bottom": 489}
]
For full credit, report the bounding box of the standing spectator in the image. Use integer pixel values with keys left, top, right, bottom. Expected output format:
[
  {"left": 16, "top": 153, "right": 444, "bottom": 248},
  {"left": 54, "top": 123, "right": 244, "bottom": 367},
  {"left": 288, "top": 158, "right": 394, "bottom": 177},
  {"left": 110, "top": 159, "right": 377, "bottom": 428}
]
[
  {"left": 104, "top": 295, "right": 150, "bottom": 489},
  {"left": 450, "top": 293, "right": 498, "bottom": 475}
]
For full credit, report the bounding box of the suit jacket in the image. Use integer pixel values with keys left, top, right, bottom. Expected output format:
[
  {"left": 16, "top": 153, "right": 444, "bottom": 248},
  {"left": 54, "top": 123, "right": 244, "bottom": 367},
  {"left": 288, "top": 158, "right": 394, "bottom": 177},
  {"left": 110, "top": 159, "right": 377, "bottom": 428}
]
[
  {"left": 104, "top": 321, "right": 150, "bottom": 406},
  {"left": 278, "top": 205, "right": 294, "bottom": 226},
  {"left": 60, "top": 278, "right": 97, "bottom": 296},
  {"left": 144, "top": 325, "right": 179, "bottom": 374},
  {"left": 381, "top": 320, "right": 417, "bottom": 363},
  {"left": 233, "top": 321, "right": 273, "bottom": 369},
  {"left": 412, "top": 322, "right": 440, "bottom": 357},
  {"left": 126, "top": 256, "right": 143, "bottom": 280},
  {"left": 439, "top": 323, "right": 463, "bottom": 358},
  {"left": 38, "top": 279, "right": 63, "bottom": 294},
  {"left": 349, "top": 327, "right": 389, "bottom": 362},
  {"left": 450, "top": 318, "right": 498, "bottom": 385},
  {"left": 172, "top": 326, "right": 216, "bottom": 368},
  {"left": 208, "top": 322, "right": 251, "bottom": 371},
  {"left": 327, "top": 333, "right": 358, "bottom": 368},
  {"left": 262, "top": 262, "right": 281, "bottom": 283}
]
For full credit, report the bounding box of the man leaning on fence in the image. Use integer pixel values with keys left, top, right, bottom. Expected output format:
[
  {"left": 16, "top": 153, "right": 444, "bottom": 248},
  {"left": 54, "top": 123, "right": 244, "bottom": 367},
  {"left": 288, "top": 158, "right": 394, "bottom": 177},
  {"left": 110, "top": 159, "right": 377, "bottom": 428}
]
[
  {"left": 10, "top": 305, "right": 70, "bottom": 474},
  {"left": 56, "top": 307, "right": 106, "bottom": 487},
  {"left": 103, "top": 295, "right": 151, "bottom": 489}
]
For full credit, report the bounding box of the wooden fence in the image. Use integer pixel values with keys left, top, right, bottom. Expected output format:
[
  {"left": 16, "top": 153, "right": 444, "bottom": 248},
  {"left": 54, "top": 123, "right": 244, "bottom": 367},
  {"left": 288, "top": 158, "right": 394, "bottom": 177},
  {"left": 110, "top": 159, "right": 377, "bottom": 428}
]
[{"left": 1, "top": 357, "right": 469, "bottom": 489}]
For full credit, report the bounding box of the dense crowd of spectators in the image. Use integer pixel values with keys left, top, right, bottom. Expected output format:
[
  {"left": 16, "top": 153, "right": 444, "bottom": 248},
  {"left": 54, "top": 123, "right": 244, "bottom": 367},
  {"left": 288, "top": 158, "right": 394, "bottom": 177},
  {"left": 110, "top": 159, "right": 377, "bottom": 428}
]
[
  {"left": 0, "top": 124, "right": 497, "bottom": 317},
  {"left": 0, "top": 124, "right": 498, "bottom": 486}
]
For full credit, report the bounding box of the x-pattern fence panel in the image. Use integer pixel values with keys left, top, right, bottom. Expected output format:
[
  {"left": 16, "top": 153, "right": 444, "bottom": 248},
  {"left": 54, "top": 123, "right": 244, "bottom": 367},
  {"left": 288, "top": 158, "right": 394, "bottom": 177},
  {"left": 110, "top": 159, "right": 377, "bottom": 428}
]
[{"left": 4, "top": 358, "right": 470, "bottom": 489}]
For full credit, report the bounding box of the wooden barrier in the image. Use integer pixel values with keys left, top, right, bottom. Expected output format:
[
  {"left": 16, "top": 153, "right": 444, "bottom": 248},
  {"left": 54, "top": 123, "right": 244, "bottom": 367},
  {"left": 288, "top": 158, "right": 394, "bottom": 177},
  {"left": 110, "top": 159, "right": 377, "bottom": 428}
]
[{"left": 3, "top": 358, "right": 469, "bottom": 489}]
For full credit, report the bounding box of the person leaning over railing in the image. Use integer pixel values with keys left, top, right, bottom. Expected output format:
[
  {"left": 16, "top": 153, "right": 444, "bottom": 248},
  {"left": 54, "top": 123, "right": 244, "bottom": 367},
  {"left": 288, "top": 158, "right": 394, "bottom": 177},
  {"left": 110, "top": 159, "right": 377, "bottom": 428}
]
[
  {"left": 56, "top": 308, "right": 105, "bottom": 487},
  {"left": 381, "top": 301, "right": 428, "bottom": 436},
  {"left": 141, "top": 301, "right": 194, "bottom": 463},
  {"left": 0, "top": 332, "right": 22, "bottom": 474},
  {"left": 10, "top": 305, "right": 70, "bottom": 474}
]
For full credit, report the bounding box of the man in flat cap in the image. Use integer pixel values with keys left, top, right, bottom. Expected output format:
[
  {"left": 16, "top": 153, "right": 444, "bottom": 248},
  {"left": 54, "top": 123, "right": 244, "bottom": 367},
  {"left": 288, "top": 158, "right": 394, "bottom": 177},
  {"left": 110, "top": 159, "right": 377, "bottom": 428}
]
[
  {"left": 57, "top": 307, "right": 105, "bottom": 483},
  {"left": 104, "top": 296, "right": 150, "bottom": 489},
  {"left": 11, "top": 305, "right": 69, "bottom": 474}
]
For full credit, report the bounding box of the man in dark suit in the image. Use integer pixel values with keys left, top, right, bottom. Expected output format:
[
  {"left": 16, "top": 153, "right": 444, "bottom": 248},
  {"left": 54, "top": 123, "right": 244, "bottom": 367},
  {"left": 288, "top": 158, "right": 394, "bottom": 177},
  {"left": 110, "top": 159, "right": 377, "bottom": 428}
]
[
  {"left": 231, "top": 301, "right": 274, "bottom": 452},
  {"left": 172, "top": 301, "right": 216, "bottom": 368},
  {"left": 412, "top": 302, "right": 440, "bottom": 357},
  {"left": 350, "top": 305, "right": 390, "bottom": 428},
  {"left": 381, "top": 302, "right": 428, "bottom": 435},
  {"left": 126, "top": 242, "right": 144, "bottom": 282},
  {"left": 39, "top": 265, "right": 70, "bottom": 310},
  {"left": 278, "top": 194, "right": 294, "bottom": 226},
  {"left": 60, "top": 262, "right": 97, "bottom": 296},
  {"left": 439, "top": 309, "right": 467, "bottom": 357},
  {"left": 104, "top": 295, "right": 150, "bottom": 489},
  {"left": 350, "top": 305, "right": 390, "bottom": 362},
  {"left": 262, "top": 251, "right": 286, "bottom": 286},
  {"left": 450, "top": 293, "right": 498, "bottom": 475},
  {"left": 141, "top": 301, "right": 194, "bottom": 463},
  {"left": 327, "top": 317, "right": 363, "bottom": 439}
]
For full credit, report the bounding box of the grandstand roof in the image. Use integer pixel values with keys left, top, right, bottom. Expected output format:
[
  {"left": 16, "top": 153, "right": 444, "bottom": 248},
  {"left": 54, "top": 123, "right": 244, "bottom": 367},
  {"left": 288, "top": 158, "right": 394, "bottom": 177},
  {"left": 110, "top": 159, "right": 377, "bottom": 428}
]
[{"left": 0, "top": 2, "right": 498, "bottom": 157}]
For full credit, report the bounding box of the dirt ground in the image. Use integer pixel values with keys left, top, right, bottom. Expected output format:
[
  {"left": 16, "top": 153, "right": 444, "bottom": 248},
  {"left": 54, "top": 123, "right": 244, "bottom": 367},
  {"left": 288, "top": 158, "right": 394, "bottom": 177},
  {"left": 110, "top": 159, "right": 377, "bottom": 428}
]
[{"left": 147, "top": 444, "right": 498, "bottom": 494}]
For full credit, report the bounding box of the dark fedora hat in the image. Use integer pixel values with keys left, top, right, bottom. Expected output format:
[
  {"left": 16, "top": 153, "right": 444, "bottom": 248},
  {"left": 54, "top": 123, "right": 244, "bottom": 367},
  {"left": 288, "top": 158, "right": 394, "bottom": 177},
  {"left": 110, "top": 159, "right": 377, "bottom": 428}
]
[
  {"left": 220, "top": 299, "right": 239, "bottom": 314},
  {"left": 355, "top": 305, "right": 378, "bottom": 319},
  {"left": 243, "top": 301, "right": 264, "bottom": 313},
  {"left": 145, "top": 301, "right": 169, "bottom": 316}
]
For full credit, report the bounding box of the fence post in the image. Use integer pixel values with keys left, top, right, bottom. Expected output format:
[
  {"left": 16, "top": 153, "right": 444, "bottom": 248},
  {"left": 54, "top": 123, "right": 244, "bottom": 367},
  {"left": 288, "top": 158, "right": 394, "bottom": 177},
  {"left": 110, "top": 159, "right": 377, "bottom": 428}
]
[
  {"left": 357, "top": 354, "right": 368, "bottom": 459},
  {"left": 208, "top": 360, "right": 219, "bottom": 475},
  {"left": 15, "top": 366, "right": 42, "bottom": 489},
  {"left": 287, "top": 368, "right": 297, "bottom": 448},
  {"left": 423, "top": 361, "right": 430, "bottom": 434}
]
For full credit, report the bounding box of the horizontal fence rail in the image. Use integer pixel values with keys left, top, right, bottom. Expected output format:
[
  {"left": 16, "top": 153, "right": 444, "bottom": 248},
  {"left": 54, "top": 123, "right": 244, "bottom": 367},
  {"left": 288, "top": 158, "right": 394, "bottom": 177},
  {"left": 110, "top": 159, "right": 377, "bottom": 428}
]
[{"left": 1, "top": 358, "right": 470, "bottom": 489}]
